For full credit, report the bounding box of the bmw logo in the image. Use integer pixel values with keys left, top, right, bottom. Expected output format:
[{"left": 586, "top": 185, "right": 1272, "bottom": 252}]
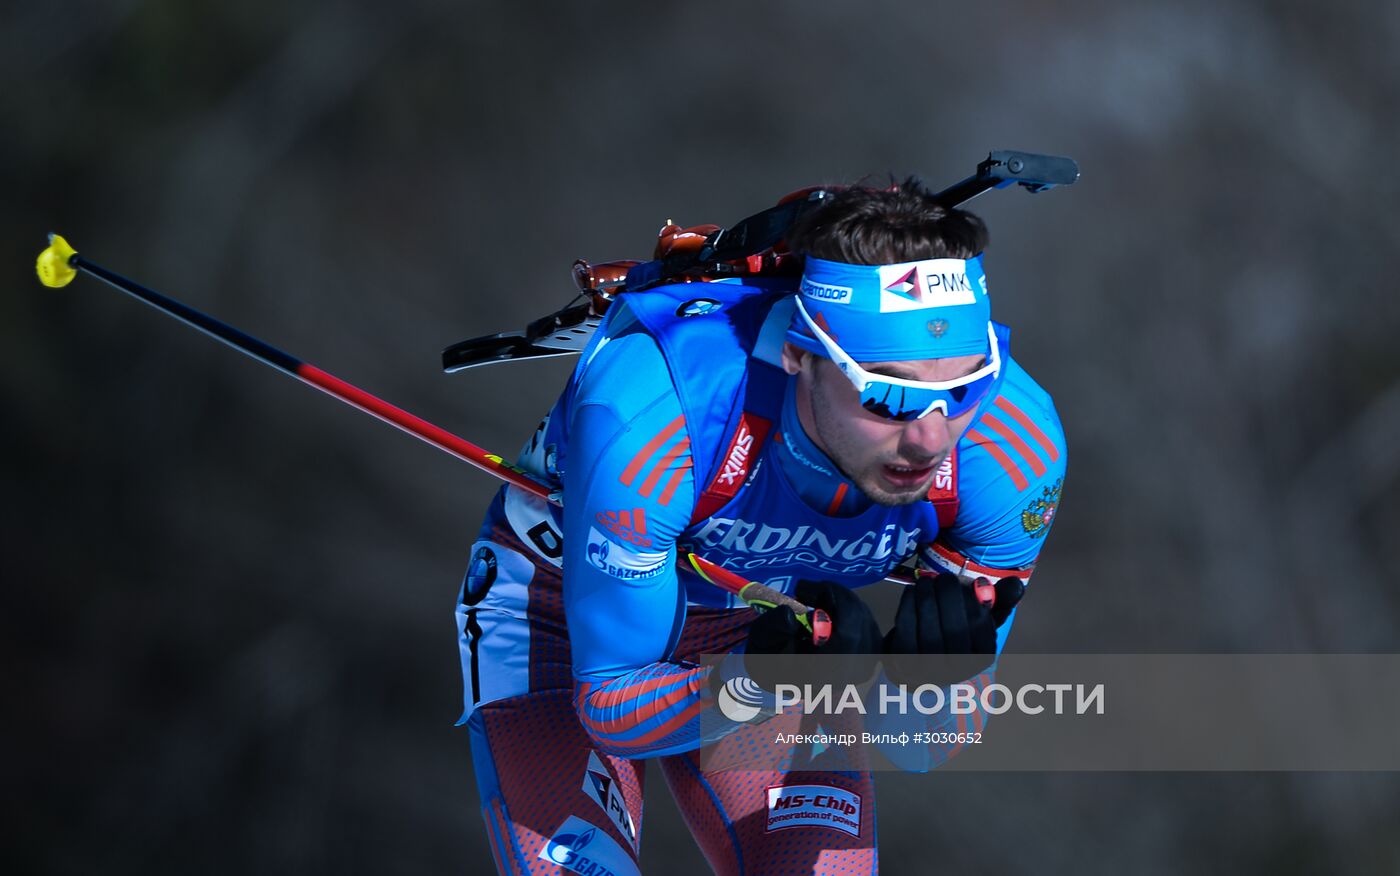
[
  {"left": 461, "top": 545, "right": 498, "bottom": 606},
  {"left": 676, "top": 298, "right": 722, "bottom": 318}
]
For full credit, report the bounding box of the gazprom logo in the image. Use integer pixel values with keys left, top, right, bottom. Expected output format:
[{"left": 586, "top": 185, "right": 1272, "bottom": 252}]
[
  {"left": 800, "top": 277, "right": 853, "bottom": 305},
  {"left": 586, "top": 527, "right": 667, "bottom": 580},
  {"left": 538, "top": 815, "right": 638, "bottom": 875},
  {"left": 543, "top": 827, "right": 596, "bottom": 865}
]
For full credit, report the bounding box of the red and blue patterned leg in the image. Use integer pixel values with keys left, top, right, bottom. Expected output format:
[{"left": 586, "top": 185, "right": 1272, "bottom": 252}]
[
  {"left": 659, "top": 605, "right": 879, "bottom": 873},
  {"left": 658, "top": 720, "right": 878, "bottom": 875},
  {"left": 468, "top": 690, "right": 647, "bottom": 875}
]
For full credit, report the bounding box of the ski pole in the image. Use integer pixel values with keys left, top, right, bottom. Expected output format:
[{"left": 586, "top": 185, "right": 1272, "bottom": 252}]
[{"left": 35, "top": 234, "right": 832, "bottom": 644}]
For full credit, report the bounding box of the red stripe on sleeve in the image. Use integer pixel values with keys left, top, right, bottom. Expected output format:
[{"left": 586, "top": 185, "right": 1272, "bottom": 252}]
[
  {"left": 616, "top": 700, "right": 708, "bottom": 748},
  {"left": 979, "top": 412, "right": 1047, "bottom": 478},
  {"left": 620, "top": 415, "right": 687, "bottom": 486},
  {"left": 965, "top": 428, "right": 1030, "bottom": 491},
  {"left": 657, "top": 462, "right": 691, "bottom": 507},
  {"left": 993, "top": 396, "right": 1059, "bottom": 462},
  {"left": 586, "top": 672, "right": 689, "bottom": 709},
  {"left": 639, "top": 438, "right": 690, "bottom": 497},
  {"left": 576, "top": 672, "right": 710, "bottom": 752},
  {"left": 582, "top": 682, "right": 699, "bottom": 735}
]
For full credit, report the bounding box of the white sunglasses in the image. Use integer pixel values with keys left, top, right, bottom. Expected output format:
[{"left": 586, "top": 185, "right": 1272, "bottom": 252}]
[{"left": 794, "top": 298, "right": 1000, "bottom": 421}]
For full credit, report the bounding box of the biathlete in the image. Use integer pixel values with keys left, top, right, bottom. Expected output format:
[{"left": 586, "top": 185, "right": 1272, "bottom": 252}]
[{"left": 455, "top": 180, "right": 1066, "bottom": 874}]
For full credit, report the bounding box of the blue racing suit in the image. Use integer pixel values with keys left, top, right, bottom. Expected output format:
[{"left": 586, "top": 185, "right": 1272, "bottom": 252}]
[{"left": 457, "top": 278, "right": 1065, "bottom": 874}]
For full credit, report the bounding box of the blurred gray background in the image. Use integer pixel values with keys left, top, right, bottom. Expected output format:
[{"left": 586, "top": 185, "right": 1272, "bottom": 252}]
[{"left": 5, "top": 1, "right": 1399, "bottom": 873}]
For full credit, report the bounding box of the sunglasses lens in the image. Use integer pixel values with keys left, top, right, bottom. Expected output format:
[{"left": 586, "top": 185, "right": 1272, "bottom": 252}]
[
  {"left": 800, "top": 299, "right": 1000, "bottom": 422},
  {"left": 861, "top": 397, "right": 920, "bottom": 421},
  {"left": 858, "top": 371, "right": 994, "bottom": 421}
]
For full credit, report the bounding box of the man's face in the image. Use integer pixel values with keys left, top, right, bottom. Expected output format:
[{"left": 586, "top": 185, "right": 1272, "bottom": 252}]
[{"left": 782, "top": 343, "right": 986, "bottom": 506}]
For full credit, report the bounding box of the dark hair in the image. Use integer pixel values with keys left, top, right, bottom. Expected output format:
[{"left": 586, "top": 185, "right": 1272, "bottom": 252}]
[{"left": 786, "top": 176, "right": 989, "bottom": 265}]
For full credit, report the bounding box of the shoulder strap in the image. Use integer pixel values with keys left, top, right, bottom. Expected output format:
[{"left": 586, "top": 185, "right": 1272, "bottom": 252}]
[
  {"left": 688, "top": 358, "right": 787, "bottom": 525},
  {"left": 926, "top": 448, "right": 961, "bottom": 529},
  {"left": 927, "top": 321, "right": 1012, "bottom": 531},
  {"left": 690, "top": 409, "right": 773, "bottom": 525},
  {"left": 622, "top": 282, "right": 790, "bottom": 492}
]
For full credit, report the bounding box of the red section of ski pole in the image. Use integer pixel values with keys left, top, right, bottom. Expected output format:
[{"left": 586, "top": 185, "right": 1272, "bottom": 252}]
[
  {"left": 294, "top": 365, "right": 559, "bottom": 502},
  {"left": 44, "top": 240, "right": 885, "bottom": 637}
]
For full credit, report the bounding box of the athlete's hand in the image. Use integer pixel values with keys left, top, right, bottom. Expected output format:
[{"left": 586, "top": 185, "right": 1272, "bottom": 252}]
[
  {"left": 746, "top": 580, "right": 880, "bottom": 655},
  {"left": 742, "top": 580, "right": 881, "bottom": 690},
  {"left": 882, "top": 573, "right": 1024, "bottom": 685}
]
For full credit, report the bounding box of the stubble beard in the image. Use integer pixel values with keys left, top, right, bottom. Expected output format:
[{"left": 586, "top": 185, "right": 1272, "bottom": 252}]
[
  {"left": 850, "top": 461, "right": 932, "bottom": 507},
  {"left": 809, "top": 371, "right": 932, "bottom": 508}
]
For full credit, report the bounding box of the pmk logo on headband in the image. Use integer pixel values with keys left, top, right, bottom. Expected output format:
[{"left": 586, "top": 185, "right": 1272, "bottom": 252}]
[
  {"left": 799, "top": 276, "right": 853, "bottom": 305},
  {"left": 877, "top": 259, "right": 978, "bottom": 313}
]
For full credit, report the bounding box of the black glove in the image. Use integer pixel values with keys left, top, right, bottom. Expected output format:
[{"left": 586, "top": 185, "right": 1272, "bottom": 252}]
[
  {"left": 882, "top": 573, "right": 1024, "bottom": 686},
  {"left": 742, "top": 580, "right": 881, "bottom": 690}
]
